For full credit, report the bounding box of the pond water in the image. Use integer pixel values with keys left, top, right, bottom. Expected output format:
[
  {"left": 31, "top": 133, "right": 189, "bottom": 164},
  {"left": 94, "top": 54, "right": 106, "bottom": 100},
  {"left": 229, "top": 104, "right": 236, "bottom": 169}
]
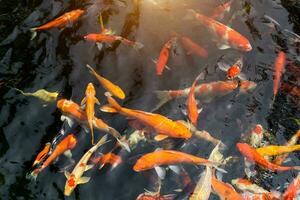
[{"left": 0, "top": 0, "right": 300, "bottom": 199}]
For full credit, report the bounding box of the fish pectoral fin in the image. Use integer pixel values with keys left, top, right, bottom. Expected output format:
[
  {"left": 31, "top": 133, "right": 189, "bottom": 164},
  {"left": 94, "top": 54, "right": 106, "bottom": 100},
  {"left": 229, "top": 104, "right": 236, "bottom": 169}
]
[
  {"left": 168, "top": 165, "right": 180, "bottom": 174},
  {"left": 216, "top": 43, "right": 231, "bottom": 50},
  {"left": 96, "top": 42, "right": 103, "bottom": 51},
  {"left": 154, "top": 166, "right": 166, "bottom": 180},
  {"left": 77, "top": 176, "right": 91, "bottom": 184},
  {"left": 81, "top": 97, "right": 86, "bottom": 106},
  {"left": 99, "top": 104, "right": 117, "bottom": 113},
  {"left": 64, "top": 171, "right": 71, "bottom": 179},
  {"left": 63, "top": 150, "right": 72, "bottom": 159},
  {"left": 181, "top": 109, "right": 187, "bottom": 116},
  {"left": 94, "top": 97, "right": 100, "bottom": 105},
  {"left": 154, "top": 134, "right": 169, "bottom": 141},
  {"left": 84, "top": 164, "right": 94, "bottom": 171},
  {"left": 198, "top": 107, "right": 203, "bottom": 114},
  {"left": 61, "top": 115, "right": 74, "bottom": 127},
  {"left": 237, "top": 72, "right": 247, "bottom": 80}
]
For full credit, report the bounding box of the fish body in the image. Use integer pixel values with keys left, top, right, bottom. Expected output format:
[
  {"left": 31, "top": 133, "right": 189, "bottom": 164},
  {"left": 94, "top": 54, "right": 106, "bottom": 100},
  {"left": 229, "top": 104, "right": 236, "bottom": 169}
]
[
  {"left": 156, "top": 37, "right": 177, "bottom": 75},
  {"left": 64, "top": 135, "right": 107, "bottom": 196},
  {"left": 32, "top": 143, "right": 51, "bottom": 167},
  {"left": 186, "top": 9, "right": 252, "bottom": 51},
  {"left": 104, "top": 94, "right": 192, "bottom": 140},
  {"left": 218, "top": 57, "right": 244, "bottom": 80},
  {"left": 136, "top": 193, "right": 175, "bottom": 200},
  {"left": 282, "top": 173, "right": 300, "bottom": 200},
  {"left": 281, "top": 83, "right": 300, "bottom": 98},
  {"left": 231, "top": 178, "right": 269, "bottom": 194},
  {"left": 236, "top": 143, "right": 300, "bottom": 171},
  {"left": 14, "top": 88, "right": 58, "bottom": 102},
  {"left": 133, "top": 150, "right": 218, "bottom": 172},
  {"left": 210, "top": 0, "right": 234, "bottom": 20},
  {"left": 256, "top": 144, "right": 300, "bottom": 156},
  {"left": 31, "top": 134, "right": 77, "bottom": 178},
  {"left": 180, "top": 36, "right": 208, "bottom": 58},
  {"left": 273, "top": 51, "right": 286, "bottom": 97},
  {"left": 31, "top": 9, "right": 84, "bottom": 31},
  {"left": 212, "top": 174, "right": 243, "bottom": 200},
  {"left": 91, "top": 152, "right": 122, "bottom": 169},
  {"left": 86, "top": 64, "right": 125, "bottom": 99},
  {"left": 242, "top": 192, "right": 280, "bottom": 200}
]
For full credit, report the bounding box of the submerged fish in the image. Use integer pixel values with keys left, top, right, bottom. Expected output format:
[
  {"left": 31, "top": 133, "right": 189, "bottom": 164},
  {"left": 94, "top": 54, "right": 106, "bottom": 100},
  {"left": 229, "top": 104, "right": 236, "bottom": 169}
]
[
  {"left": 91, "top": 152, "right": 122, "bottom": 169},
  {"left": 180, "top": 36, "right": 208, "bottom": 58},
  {"left": 210, "top": 0, "right": 234, "bottom": 20},
  {"left": 13, "top": 88, "right": 58, "bottom": 103},
  {"left": 218, "top": 57, "right": 246, "bottom": 80},
  {"left": 273, "top": 51, "right": 286, "bottom": 98},
  {"left": 64, "top": 135, "right": 107, "bottom": 196},
  {"left": 282, "top": 172, "right": 300, "bottom": 200}
]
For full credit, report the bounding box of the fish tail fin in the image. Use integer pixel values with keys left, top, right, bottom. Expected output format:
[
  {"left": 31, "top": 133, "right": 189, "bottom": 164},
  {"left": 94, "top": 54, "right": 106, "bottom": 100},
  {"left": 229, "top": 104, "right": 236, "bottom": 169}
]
[
  {"left": 184, "top": 9, "right": 197, "bottom": 21},
  {"left": 12, "top": 87, "right": 26, "bottom": 95},
  {"left": 105, "top": 92, "right": 122, "bottom": 110},
  {"left": 292, "top": 166, "right": 300, "bottom": 171},
  {"left": 95, "top": 134, "right": 108, "bottom": 148},
  {"left": 107, "top": 127, "right": 131, "bottom": 152},
  {"left": 26, "top": 169, "right": 39, "bottom": 181},
  {"left": 91, "top": 125, "right": 95, "bottom": 145},
  {"left": 152, "top": 90, "right": 172, "bottom": 111},
  {"left": 132, "top": 42, "right": 144, "bottom": 50},
  {"left": 86, "top": 64, "right": 97, "bottom": 76},
  {"left": 30, "top": 28, "right": 37, "bottom": 40}
]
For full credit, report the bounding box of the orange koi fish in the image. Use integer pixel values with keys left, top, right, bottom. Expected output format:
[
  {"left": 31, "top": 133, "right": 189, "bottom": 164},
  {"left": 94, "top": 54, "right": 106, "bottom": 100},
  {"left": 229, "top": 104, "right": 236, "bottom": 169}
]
[
  {"left": 32, "top": 142, "right": 51, "bottom": 167},
  {"left": 210, "top": 0, "right": 234, "bottom": 20},
  {"left": 133, "top": 150, "right": 220, "bottom": 172},
  {"left": 86, "top": 64, "right": 125, "bottom": 99},
  {"left": 256, "top": 144, "right": 300, "bottom": 156},
  {"left": 180, "top": 36, "right": 208, "bottom": 58},
  {"left": 81, "top": 83, "right": 100, "bottom": 145},
  {"left": 91, "top": 152, "right": 122, "bottom": 169},
  {"left": 236, "top": 143, "right": 300, "bottom": 172},
  {"left": 211, "top": 173, "right": 243, "bottom": 200},
  {"left": 101, "top": 93, "right": 192, "bottom": 140},
  {"left": 185, "top": 10, "right": 252, "bottom": 51},
  {"left": 30, "top": 134, "right": 77, "bottom": 179},
  {"left": 273, "top": 51, "right": 286, "bottom": 97},
  {"left": 218, "top": 57, "right": 246, "bottom": 80},
  {"left": 57, "top": 99, "right": 130, "bottom": 152},
  {"left": 274, "top": 130, "right": 300, "bottom": 165},
  {"left": 282, "top": 173, "right": 300, "bottom": 200},
  {"left": 84, "top": 33, "right": 143, "bottom": 50},
  {"left": 155, "top": 37, "right": 177, "bottom": 75},
  {"left": 154, "top": 80, "right": 256, "bottom": 110},
  {"left": 187, "top": 73, "right": 203, "bottom": 126},
  {"left": 30, "top": 9, "right": 84, "bottom": 38}
]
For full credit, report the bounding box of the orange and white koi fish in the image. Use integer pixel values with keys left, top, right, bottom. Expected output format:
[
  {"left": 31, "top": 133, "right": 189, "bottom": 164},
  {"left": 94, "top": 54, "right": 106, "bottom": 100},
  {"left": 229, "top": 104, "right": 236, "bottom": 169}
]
[
  {"left": 30, "top": 9, "right": 84, "bottom": 39},
  {"left": 274, "top": 130, "right": 300, "bottom": 165},
  {"left": 180, "top": 36, "right": 208, "bottom": 58},
  {"left": 30, "top": 134, "right": 77, "bottom": 179},
  {"left": 218, "top": 57, "right": 246, "bottom": 80},
  {"left": 282, "top": 172, "right": 300, "bottom": 200},
  {"left": 248, "top": 124, "right": 264, "bottom": 148},
  {"left": 133, "top": 150, "right": 220, "bottom": 172},
  {"left": 242, "top": 192, "right": 280, "bottom": 200},
  {"left": 136, "top": 193, "right": 175, "bottom": 200},
  {"left": 86, "top": 64, "right": 125, "bottom": 99},
  {"left": 211, "top": 173, "right": 243, "bottom": 200},
  {"left": 81, "top": 83, "right": 100, "bottom": 145},
  {"left": 31, "top": 143, "right": 51, "bottom": 167},
  {"left": 101, "top": 93, "right": 192, "bottom": 140},
  {"left": 84, "top": 33, "right": 143, "bottom": 50},
  {"left": 64, "top": 135, "right": 107, "bottom": 196},
  {"left": 187, "top": 73, "right": 203, "bottom": 126},
  {"left": 256, "top": 144, "right": 300, "bottom": 156},
  {"left": 236, "top": 143, "right": 300, "bottom": 172},
  {"left": 185, "top": 9, "right": 252, "bottom": 51},
  {"left": 154, "top": 37, "right": 177, "bottom": 75},
  {"left": 154, "top": 80, "right": 257, "bottom": 110},
  {"left": 210, "top": 0, "right": 234, "bottom": 20},
  {"left": 56, "top": 99, "right": 130, "bottom": 152},
  {"left": 273, "top": 51, "right": 286, "bottom": 97},
  {"left": 91, "top": 152, "right": 122, "bottom": 169},
  {"left": 231, "top": 178, "right": 269, "bottom": 194}
]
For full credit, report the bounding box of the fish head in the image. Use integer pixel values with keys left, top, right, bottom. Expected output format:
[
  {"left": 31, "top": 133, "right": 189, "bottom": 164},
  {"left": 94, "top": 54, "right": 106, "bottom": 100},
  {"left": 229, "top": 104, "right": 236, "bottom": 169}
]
[
  {"left": 86, "top": 83, "right": 96, "bottom": 96},
  {"left": 175, "top": 121, "right": 192, "bottom": 138},
  {"left": 133, "top": 156, "right": 152, "bottom": 172},
  {"left": 67, "top": 134, "right": 78, "bottom": 149},
  {"left": 236, "top": 41, "right": 252, "bottom": 52},
  {"left": 64, "top": 175, "right": 77, "bottom": 196}
]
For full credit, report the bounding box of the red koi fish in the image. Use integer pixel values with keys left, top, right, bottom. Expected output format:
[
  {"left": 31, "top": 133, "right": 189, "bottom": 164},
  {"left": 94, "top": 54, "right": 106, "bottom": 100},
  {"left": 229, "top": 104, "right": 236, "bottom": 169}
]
[
  {"left": 236, "top": 143, "right": 300, "bottom": 172},
  {"left": 30, "top": 9, "right": 84, "bottom": 38},
  {"left": 155, "top": 37, "right": 177, "bottom": 75},
  {"left": 282, "top": 173, "right": 300, "bottom": 200},
  {"left": 273, "top": 51, "right": 286, "bottom": 97},
  {"left": 185, "top": 9, "right": 252, "bottom": 51},
  {"left": 101, "top": 93, "right": 192, "bottom": 140},
  {"left": 210, "top": 0, "right": 234, "bottom": 20},
  {"left": 30, "top": 134, "right": 77, "bottom": 179},
  {"left": 218, "top": 57, "right": 246, "bottom": 80},
  {"left": 187, "top": 73, "right": 203, "bottom": 126},
  {"left": 91, "top": 152, "right": 122, "bottom": 169},
  {"left": 180, "top": 36, "right": 208, "bottom": 58},
  {"left": 32, "top": 142, "right": 51, "bottom": 167}
]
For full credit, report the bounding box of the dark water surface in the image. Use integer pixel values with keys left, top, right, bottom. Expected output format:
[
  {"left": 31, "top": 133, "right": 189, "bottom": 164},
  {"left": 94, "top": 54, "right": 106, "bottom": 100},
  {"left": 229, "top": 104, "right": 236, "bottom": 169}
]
[{"left": 0, "top": 0, "right": 300, "bottom": 199}]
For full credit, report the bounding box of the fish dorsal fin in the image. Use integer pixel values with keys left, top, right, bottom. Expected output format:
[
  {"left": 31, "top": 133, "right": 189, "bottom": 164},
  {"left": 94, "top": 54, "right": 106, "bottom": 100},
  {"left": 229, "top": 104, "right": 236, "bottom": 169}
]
[
  {"left": 77, "top": 176, "right": 90, "bottom": 184},
  {"left": 154, "top": 134, "right": 169, "bottom": 141},
  {"left": 85, "top": 164, "right": 94, "bottom": 171}
]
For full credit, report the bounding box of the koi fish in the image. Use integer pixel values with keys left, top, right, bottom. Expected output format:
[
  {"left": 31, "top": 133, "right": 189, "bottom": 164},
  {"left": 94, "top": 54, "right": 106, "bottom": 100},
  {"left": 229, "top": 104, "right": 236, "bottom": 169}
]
[
  {"left": 30, "top": 134, "right": 77, "bottom": 179},
  {"left": 153, "top": 80, "right": 256, "bottom": 111},
  {"left": 282, "top": 172, "right": 300, "bottom": 200},
  {"left": 91, "top": 152, "right": 122, "bottom": 169},
  {"left": 281, "top": 83, "right": 300, "bottom": 98},
  {"left": 211, "top": 172, "right": 243, "bottom": 200},
  {"left": 236, "top": 143, "right": 300, "bottom": 171},
  {"left": 248, "top": 124, "right": 264, "bottom": 148},
  {"left": 136, "top": 193, "right": 175, "bottom": 200},
  {"left": 84, "top": 33, "right": 143, "bottom": 50},
  {"left": 101, "top": 93, "right": 192, "bottom": 140},
  {"left": 180, "top": 36, "right": 208, "bottom": 58},
  {"left": 273, "top": 51, "right": 286, "bottom": 97},
  {"left": 231, "top": 178, "right": 269, "bottom": 194},
  {"left": 185, "top": 9, "right": 252, "bottom": 51},
  {"left": 218, "top": 57, "right": 246, "bottom": 80},
  {"left": 56, "top": 99, "right": 130, "bottom": 152},
  {"left": 154, "top": 37, "right": 177, "bottom": 75},
  {"left": 81, "top": 83, "right": 100, "bottom": 145},
  {"left": 30, "top": 9, "right": 84, "bottom": 39},
  {"left": 256, "top": 144, "right": 300, "bottom": 156},
  {"left": 187, "top": 73, "right": 203, "bottom": 126},
  {"left": 13, "top": 88, "right": 58, "bottom": 103},
  {"left": 210, "top": 0, "right": 234, "bottom": 20},
  {"left": 86, "top": 64, "right": 125, "bottom": 99},
  {"left": 242, "top": 192, "right": 280, "bottom": 200},
  {"left": 274, "top": 130, "right": 300, "bottom": 165},
  {"left": 64, "top": 135, "right": 107, "bottom": 196},
  {"left": 31, "top": 143, "right": 51, "bottom": 167}
]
